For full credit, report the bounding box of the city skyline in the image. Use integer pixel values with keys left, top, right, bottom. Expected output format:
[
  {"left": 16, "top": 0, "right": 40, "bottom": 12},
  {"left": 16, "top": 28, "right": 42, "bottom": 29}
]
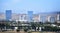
[
  {"left": 0, "top": 0, "right": 60, "bottom": 14},
  {"left": 0, "top": 10, "right": 60, "bottom": 23}
]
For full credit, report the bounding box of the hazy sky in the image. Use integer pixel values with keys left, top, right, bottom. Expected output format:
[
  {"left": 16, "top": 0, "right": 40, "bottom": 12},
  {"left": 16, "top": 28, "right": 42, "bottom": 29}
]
[{"left": 0, "top": 0, "right": 60, "bottom": 14}]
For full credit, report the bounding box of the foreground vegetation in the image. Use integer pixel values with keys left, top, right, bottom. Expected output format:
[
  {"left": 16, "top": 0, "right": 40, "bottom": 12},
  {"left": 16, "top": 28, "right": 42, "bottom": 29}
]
[{"left": 0, "top": 21, "right": 60, "bottom": 32}]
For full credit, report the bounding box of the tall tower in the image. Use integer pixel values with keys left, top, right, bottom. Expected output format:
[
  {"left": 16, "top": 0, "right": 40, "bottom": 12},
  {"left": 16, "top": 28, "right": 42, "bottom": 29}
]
[
  {"left": 28, "top": 11, "right": 33, "bottom": 22},
  {"left": 6, "top": 10, "right": 12, "bottom": 21},
  {"left": 57, "top": 12, "right": 60, "bottom": 23}
]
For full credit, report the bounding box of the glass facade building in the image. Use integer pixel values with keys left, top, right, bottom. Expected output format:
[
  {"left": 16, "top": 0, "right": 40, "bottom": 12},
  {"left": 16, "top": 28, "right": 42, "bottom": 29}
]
[
  {"left": 6, "top": 10, "right": 12, "bottom": 20},
  {"left": 28, "top": 11, "right": 33, "bottom": 22}
]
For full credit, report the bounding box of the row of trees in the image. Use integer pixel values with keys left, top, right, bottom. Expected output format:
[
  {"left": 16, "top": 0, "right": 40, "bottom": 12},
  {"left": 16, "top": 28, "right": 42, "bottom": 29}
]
[{"left": 0, "top": 21, "right": 60, "bottom": 32}]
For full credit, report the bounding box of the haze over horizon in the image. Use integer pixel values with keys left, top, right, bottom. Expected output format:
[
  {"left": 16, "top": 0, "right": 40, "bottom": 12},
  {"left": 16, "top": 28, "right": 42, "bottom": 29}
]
[{"left": 0, "top": 0, "right": 60, "bottom": 14}]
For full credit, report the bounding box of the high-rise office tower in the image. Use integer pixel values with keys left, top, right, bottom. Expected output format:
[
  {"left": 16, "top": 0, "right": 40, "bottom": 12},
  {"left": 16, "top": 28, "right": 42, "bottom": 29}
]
[
  {"left": 50, "top": 17, "right": 55, "bottom": 23},
  {"left": 28, "top": 11, "right": 33, "bottom": 22},
  {"left": 58, "top": 12, "right": 60, "bottom": 21},
  {"left": 6, "top": 10, "right": 12, "bottom": 20}
]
